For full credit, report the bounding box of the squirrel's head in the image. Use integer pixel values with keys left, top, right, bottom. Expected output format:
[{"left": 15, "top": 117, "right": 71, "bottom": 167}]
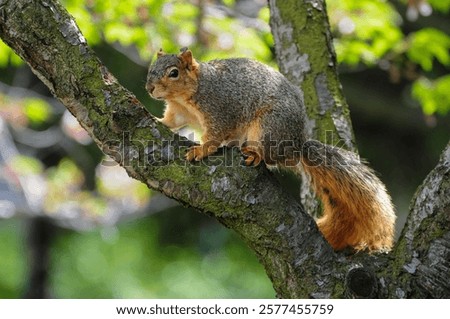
[{"left": 146, "top": 48, "right": 200, "bottom": 101}]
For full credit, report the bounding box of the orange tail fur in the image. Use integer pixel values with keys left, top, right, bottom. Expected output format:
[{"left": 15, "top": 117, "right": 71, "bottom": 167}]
[{"left": 300, "top": 140, "right": 396, "bottom": 252}]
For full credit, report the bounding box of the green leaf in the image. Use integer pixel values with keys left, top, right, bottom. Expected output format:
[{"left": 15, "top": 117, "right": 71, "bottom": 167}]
[
  {"left": 412, "top": 75, "right": 450, "bottom": 115},
  {"left": 428, "top": 0, "right": 450, "bottom": 13},
  {"left": 9, "top": 155, "right": 44, "bottom": 176},
  {"left": 23, "top": 98, "right": 52, "bottom": 125},
  {"left": 222, "top": 0, "right": 235, "bottom": 7},
  {"left": 407, "top": 28, "right": 450, "bottom": 71},
  {"left": 0, "top": 40, "right": 10, "bottom": 67},
  {"left": 0, "top": 39, "right": 22, "bottom": 67},
  {"left": 335, "top": 40, "right": 376, "bottom": 65},
  {"left": 48, "top": 158, "right": 84, "bottom": 187}
]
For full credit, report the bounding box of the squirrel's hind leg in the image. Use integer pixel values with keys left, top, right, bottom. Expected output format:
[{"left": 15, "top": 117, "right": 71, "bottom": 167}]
[
  {"left": 240, "top": 118, "right": 264, "bottom": 166},
  {"left": 241, "top": 144, "right": 263, "bottom": 166}
]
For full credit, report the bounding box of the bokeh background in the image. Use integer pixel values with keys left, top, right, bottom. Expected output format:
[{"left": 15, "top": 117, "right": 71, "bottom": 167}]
[{"left": 0, "top": 0, "right": 449, "bottom": 298}]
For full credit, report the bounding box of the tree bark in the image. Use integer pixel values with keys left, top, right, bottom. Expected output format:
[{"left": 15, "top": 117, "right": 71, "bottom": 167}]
[
  {"left": 23, "top": 217, "right": 54, "bottom": 298},
  {"left": 390, "top": 141, "right": 450, "bottom": 298},
  {"left": 0, "top": 0, "right": 448, "bottom": 298}
]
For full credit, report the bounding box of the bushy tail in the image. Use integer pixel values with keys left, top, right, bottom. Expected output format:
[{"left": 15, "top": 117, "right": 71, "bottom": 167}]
[{"left": 299, "top": 140, "right": 396, "bottom": 252}]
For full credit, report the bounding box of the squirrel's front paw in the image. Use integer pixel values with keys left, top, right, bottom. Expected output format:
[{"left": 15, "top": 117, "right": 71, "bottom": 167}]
[
  {"left": 241, "top": 146, "right": 262, "bottom": 166},
  {"left": 185, "top": 145, "right": 206, "bottom": 161}
]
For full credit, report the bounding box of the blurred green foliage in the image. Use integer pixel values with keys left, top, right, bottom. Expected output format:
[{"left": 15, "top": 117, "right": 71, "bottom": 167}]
[
  {"left": 422, "top": 0, "right": 450, "bottom": 14},
  {"left": 23, "top": 98, "right": 53, "bottom": 126},
  {"left": 412, "top": 75, "right": 450, "bottom": 115},
  {"left": 50, "top": 215, "right": 273, "bottom": 298},
  {"left": 0, "top": 0, "right": 449, "bottom": 298},
  {"left": 329, "top": 0, "right": 403, "bottom": 66},
  {"left": 407, "top": 28, "right": 450, "bottom": 71},
  {"left": 327, "top": 0, "right": 450, "bottom": 115},
  {"left": 62, "top": 0, "right": 272, "bottom": 61},
  {"left": 1, "top": 0, "right": 448, "bottom": 114},
  {"left": 0, "top": 221, "right": 26, "bottom": 298},
  {"left": 0, "top": 95, "right": 53, "bottom": 128},
  {"left": 9, "top": 155, "right": 44, "bottom": 176}
]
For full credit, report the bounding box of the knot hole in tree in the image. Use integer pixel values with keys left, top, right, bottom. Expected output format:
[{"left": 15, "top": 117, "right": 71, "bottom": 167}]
[{"left": 346, "top": 266, "right": 378, "bottom": 298}]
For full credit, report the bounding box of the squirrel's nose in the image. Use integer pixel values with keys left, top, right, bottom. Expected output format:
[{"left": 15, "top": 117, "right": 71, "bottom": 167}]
[{"left": 146, "top": 83, "right": 155, "bottom": 94}]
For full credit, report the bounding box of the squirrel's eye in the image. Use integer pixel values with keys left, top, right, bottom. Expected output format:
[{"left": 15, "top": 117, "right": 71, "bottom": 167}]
[{"left": 168, "top": 69, "right": 179, "bottom": 78}]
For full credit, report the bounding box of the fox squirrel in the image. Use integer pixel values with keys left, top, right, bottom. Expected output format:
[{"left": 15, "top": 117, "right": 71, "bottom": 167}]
[{"left": 146, "top": 48, "right": 396, "bottom": 252}]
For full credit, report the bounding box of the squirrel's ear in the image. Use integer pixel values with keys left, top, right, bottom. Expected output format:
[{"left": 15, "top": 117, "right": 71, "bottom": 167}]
[
  {"left": 178, "top": 47, "right": 193, "bottom": 64},
  {"left": 157, "top": 48, "right": 165, "bottom": 58},
  {"left": 178, "top": 48, "right": 198, "bottom": 70}
]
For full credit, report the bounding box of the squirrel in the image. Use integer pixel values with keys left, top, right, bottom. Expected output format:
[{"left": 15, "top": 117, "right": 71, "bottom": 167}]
[{"left": 146, "top": 47, "right": 396, "bottom": 253}]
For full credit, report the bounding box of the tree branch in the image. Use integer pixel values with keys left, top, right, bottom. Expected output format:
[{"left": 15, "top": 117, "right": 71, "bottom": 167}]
[{"left": 388, "top": 141, "right": 450, "bottom": 298}]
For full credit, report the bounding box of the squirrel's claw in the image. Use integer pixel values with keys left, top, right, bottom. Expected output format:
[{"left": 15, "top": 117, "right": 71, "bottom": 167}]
[
  {"left": 241, "top": 146, "right": 262, "bottom": 166},
  {"left": 185, "top": 145, "right": 204, "bottom": 161},
  {"left": 186, "top": 143, "right": 220, "bottom": 162}
]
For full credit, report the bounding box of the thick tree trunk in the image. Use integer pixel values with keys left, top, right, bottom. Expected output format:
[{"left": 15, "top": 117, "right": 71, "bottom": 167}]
[{"left": 1, "top": 0, "right": 448, "bottom": 298}]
